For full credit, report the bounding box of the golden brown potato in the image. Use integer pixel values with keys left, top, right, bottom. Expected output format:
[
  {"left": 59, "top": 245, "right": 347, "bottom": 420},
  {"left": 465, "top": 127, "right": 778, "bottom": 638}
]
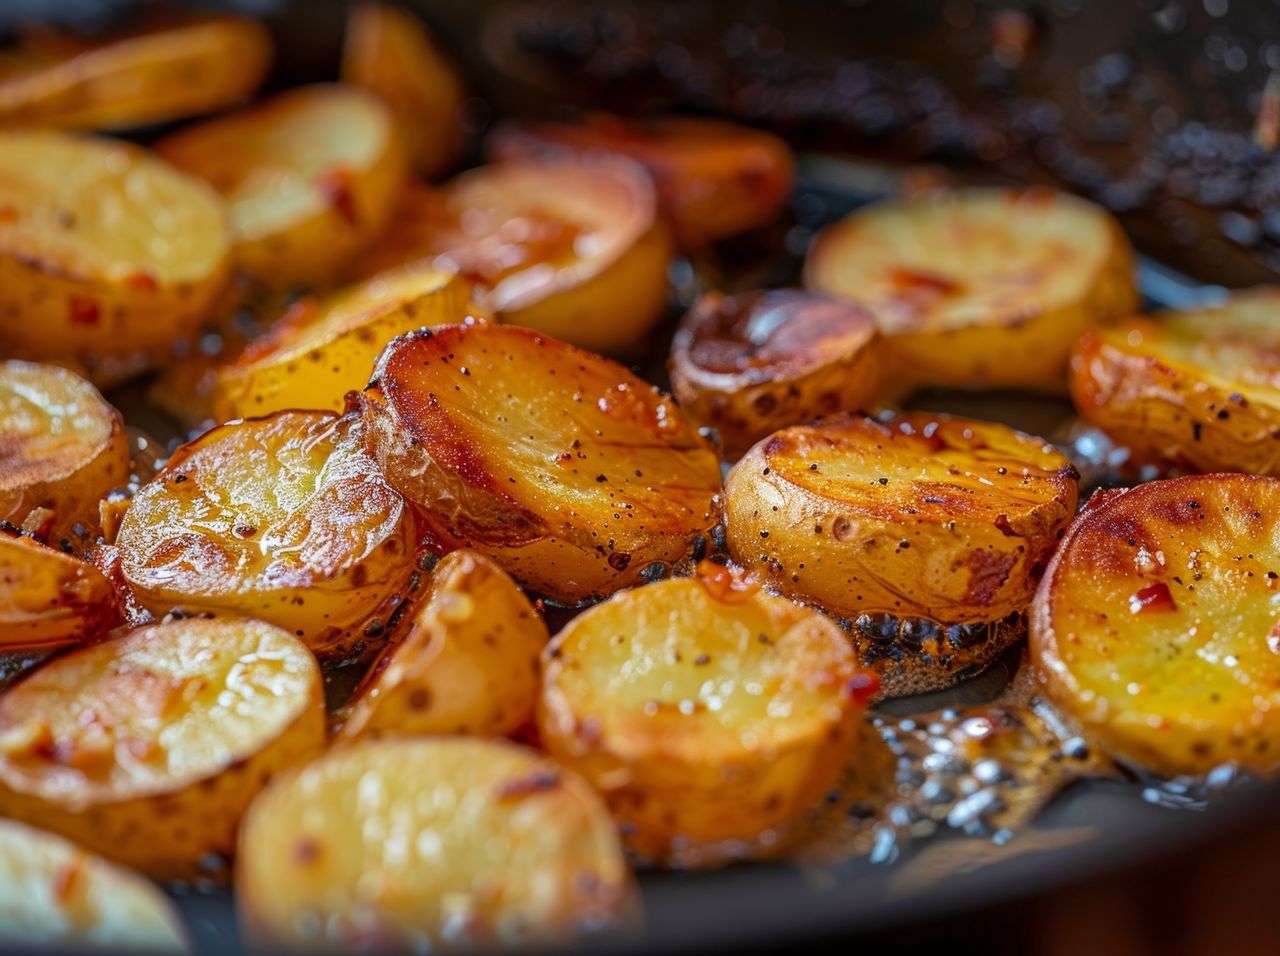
[
  {"left": 340, "top": 549, "right": 547, "bottom": 741},
  {"left": 0, "top": 131, "right": 231, "bottom": 379},
  {"left": 361, "top": 323, "right": 722, "bottom": 604},
  {"left": 1070, "top": 289, "right": 1280, "bottom": 476},
  {"left": 804, "top": 187, "right": 1137, "bottom": 393},
  {"left": 115, "top": 411, "right": 416, "bottom": 659},
  {"left": 348, "top": 158, "right": 672, "bottom": 354},
  {"left": 0, "top": 617, "right": 324, "bottom": 881},
  {"left": 237, "top": 736, "right": 635, "bottom": 949},
  {"left": 539, "top": 571, "right": 867, "bottom": 865},
  {"left": 342, "top": 2, "right": 466, "bottom": 179},
  {"left": 0, "top": 16, "right": 270, "bottom": 131},
  {"left": 212, "top": 265, "right": 473, "bottom": 421},
  {"left": 0, "top": 360, "right": 130, "bottom": 546},
  {"left": 0, "top": 533, "right": 119, "bottom": 650},
  {"left": 0, "top": 819, "right": 188, "bottom": 951},
  {"left": 668, "top": 290, "right": 883, "bottom": 459},
  {"left": 156, "top": 84, "right": 405, "bottom": 290},
  {"left": 1031, "top": 473, "right": 1280, "bottom": 777}
]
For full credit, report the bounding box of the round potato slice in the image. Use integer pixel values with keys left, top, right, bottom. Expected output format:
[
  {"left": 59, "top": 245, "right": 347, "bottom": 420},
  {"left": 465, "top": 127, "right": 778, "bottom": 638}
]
[
  {"left": 0, "top": 534, "right": 119, "bottom": 650},
  {"left": 340, "top": 549, "right": 547, "bottom": 741},
  {"left": 116, "top": 411, "right": 416, "bottom": 659},
  {"left": 237, "top": 736, "right": 634, "bottom": 949},
  {"left": 0, "top": 360, "right": 130, "bottom": 547},
  {"left": 361, "top": 323, "right": 722, "bottom": 604},
  {"left": 212, "top": 265, "right": 473, "bottom": 421},
  {"left": 0, "top": 617, "right": 324, "bottom": 881},
  {"left": 804, "top": 187, "right": 1137, "bottom": 392},
  {"left": 1032, "top": 473, "right": 1280, "bottom": 777},
  {"left": 1071, "top": 289, "right": 1280, "bottom": 476},
  {"left": 539, "top": 571, "right": 867, "bottom": 864},
  {"left": 669, "top": 289, "right": 883, "bottom": 459},
  {"left": 156, "top": 84, "right": 405, "bottom": 290},
  {"left": 0, "top": 130, "right": 230, "bottom": 377}
]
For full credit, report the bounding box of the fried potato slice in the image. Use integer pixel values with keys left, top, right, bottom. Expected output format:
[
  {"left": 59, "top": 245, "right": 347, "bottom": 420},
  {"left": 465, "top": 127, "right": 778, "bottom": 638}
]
[
  {"left": 340, "top": 549, "right": 547, "bottom": 740},
  {"left": 0, "top": 819, "right": 188, "bottom": 951},
  {"left": 539, "top": 571, "right": 866, "bottom": 864},
  {"left": 156, "top": 84, "right": 405, "bottom": 290},
  {"left": 1070, "top": 288, "right": 1280, "bottom": 475},
  {"left": 0, "top": 16, "right": 270, "bottom": 132},
  {"left": 237, "top": 736, "right": 634, "bottom": 949},
  {"left": 349, "top": 158, "right": 671, "bottom": 354},
  {"left": 0, "top": 534, "right": 119, "bottom": 650},
  {"left": 0, "top": 360, "right": 130, "bottom": 546},
  {"left": 489, "top": 113, "right": 794, "bottom": 249},
  {"left": 0, "top": 131, "right": 230, "bottom": 378},
  {"left": 669, "top": 290, "right": 883, "bottom": 459},
  {"left": 361, "top": 324, "right": 722, "bottom": 604},
  {"left": 342, "top": 2, "right": 466, "bottom": 179},
  {"left": 804, "top": 187, "right": 1137, "bottom": 392},
  {"left": 212, "top": 265, "right": 472, "bottom": 421},
  {"left": 116, "top": 411, "right": 416, "bottom": 659},
  {"left": 1031, "top": 473, "right": 1280, "bottom": 777},
  {"left": 0, "top": 617, "right": 324, "bottom": 880}
]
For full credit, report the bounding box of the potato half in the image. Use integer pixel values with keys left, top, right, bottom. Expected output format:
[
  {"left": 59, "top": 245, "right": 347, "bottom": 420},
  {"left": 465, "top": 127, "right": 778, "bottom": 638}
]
[
  {"left": 0, "top": 131, "right": 230, "bottom": 377},
  {"left": 0, "top": 360, "right": 130, "bottom": 546},
  {"left": 0, "top": 534, "right": 119, "bottom": 650},
  {"left": 0, "top": 617, "right": 324, "bottom": 880},
  {"left": 1071, "top": 289, "right": 1280, "bottom": 476},
  {"left": 539, "top": 572, "right": 865, "bottom": 864},
  {"left": 804, "top": 187, "right": 1137, "bottom": 392},
  {"left": 340, "top": 549, "right": 547, "bottom": 740},
  {"left": 156, "top": 84, "right": 405, "bottom": 290},
  {"left": 237, "top": 736, "right": 635, "bottom": 949},
  {"left": 669, "top": 289, "right": 883, "bottom": 459},
  {"left": 1032, "top": 473, "right": 1280, "bottom": 777},
  {"left": 212, "top": 265, "right": 472, "bottom": 421},
  {"left": 116, "top": 411, "right": 416, "bottom": 659},
  {"left": 362, "top": 323, "right": 722, "bottom": 604}
]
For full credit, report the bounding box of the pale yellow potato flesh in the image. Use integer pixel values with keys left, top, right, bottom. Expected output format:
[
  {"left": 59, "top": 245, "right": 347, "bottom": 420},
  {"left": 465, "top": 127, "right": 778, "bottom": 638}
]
[{"left": 0, "top": 534, "right": 118, "bottom": 650}]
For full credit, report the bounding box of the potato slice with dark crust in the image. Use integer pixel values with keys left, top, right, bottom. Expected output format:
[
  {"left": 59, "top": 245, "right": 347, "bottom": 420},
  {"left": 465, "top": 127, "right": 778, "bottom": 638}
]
[
  {"left": 539, "top": 571, "right": 867, "bottom": 865},
  {"left": 0, "top": 534, "right": 119, "bottom": 650},
  {"left": 339, "top": 549, "right": 547, "bottom": 740},
  {"left": 1032, "top": 474, "right": 1280, "bottom": 777},
  {"left": 669, "top": 290, "right": 883, "bottom": 459},
  {"left": 804, "top": 187, "right": 1137, "bottom": 393},
  {"left": 0, "top": 131, "right": 230, "bottom": 378},
  {"left": 237, "top": 736, "right": 635, "bottom": 949},
  {"left": 116, "top": 411, "right": 416, "bottom": 659},
  {"left": 1070, "top": 289, "right": 1280, "bottom": 476},
  {"left": 361, "top": 324, "right": 722, "bottom": 604},
  {"left": 0, "top": 617, "right": 324, "bottom": 881},
  {"left": 156, "top": 84, "right": 405, "bottom": 291}
]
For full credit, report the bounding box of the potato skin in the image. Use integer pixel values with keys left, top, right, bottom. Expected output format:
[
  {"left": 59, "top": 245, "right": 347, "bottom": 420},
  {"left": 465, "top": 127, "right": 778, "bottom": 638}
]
[
  {"left": 0, "top": 534, "right": 119, "bottom": 650},
  {"left": 1031, "top": 474, "right": 1280, "bottom": 777},
  {"left": 339, "top": 549, "right": 547, "bottom": 740},
  {"left": 669, "top": 290, "right": 883, "bottom": 459}
]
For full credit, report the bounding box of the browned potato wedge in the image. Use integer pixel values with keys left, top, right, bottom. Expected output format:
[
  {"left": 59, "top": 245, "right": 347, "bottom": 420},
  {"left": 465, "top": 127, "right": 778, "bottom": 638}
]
[
  {"left": 0, "top": 819, "right": 188, "bottom": 951},
  {"left": 0, "top": 360, "right": 130, "bottom": 546},
  {"left": 0, "top": 533, "right": 119, "bottom": 650},
  {"left": 361, "top": 324, "right": 722, "bottom": 604},
  {"left": 804, "top": 187, "right": 1137, "bottom": 393},
  {"left": 156, "top": 84, "right": 405, "bottom": 290},
  {"left": 342, "top": 2, "right": 466, "bottom": 179},
  {"left": 0, "top": 131, "right": 231, "bottom": 378},
  {"left": 0, "top": 16, "right": 270, "bottom": 131},
  {"left": 0, "top": 617, "right": 324, "bottom": 881},
  {"left": 340, "top": 549, "right": 547, "bottom": 740},
  {"left": 116, "top": 411, "right": 416, "bottom": 659},
  {"left": 212, "top": 265, "right": 472, "bottom": 421},
  {"left": 237, "top": 736, "right": 635, "bottom": 949},
  {"left": 1031, "top": 473, "right": 1280, "bottom": 777},
  {"left": 1070, "top": 289, "right": 1280, "bottom": 475},
  {"left": 669, "top": 290, "right": 883, "bottom": 459},
  {"left": 539, "top": 571, "right": 866, "bottom": 864}
]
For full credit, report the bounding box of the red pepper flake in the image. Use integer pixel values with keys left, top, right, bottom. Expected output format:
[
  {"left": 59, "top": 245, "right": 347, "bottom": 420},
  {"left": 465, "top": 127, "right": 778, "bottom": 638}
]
[
  {"left": 68, "top": 296, "right": 100, "bottom": 326},
  {"left": 124, "top": 271, "right": 157, "bottom": 291},
  {"left": 889, "top": 268, "right": 961, "bottom": 296},
  {"left": 1129, "top": 581, "right": 1176, "bottom": 615},
  {"left": 318, "top": 168, "right": 359, "bottom": 226},
  {"left": 52, "top": 861, "right": 81, "bottom": 904},
  {"left": 845, "top": 670, "right": 882, "bottom": 707},
  {"left": 0, "top": 205, "right": 18, "bottom": 224},
  {"left": 695, "top": 559, "right": 761, "bottom": 604}
]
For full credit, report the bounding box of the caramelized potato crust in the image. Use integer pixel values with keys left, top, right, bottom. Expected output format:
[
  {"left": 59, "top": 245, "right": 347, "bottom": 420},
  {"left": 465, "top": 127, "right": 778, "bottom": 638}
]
[{"left": 0, "top": 534, "right": 119, "bottom": 650}]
